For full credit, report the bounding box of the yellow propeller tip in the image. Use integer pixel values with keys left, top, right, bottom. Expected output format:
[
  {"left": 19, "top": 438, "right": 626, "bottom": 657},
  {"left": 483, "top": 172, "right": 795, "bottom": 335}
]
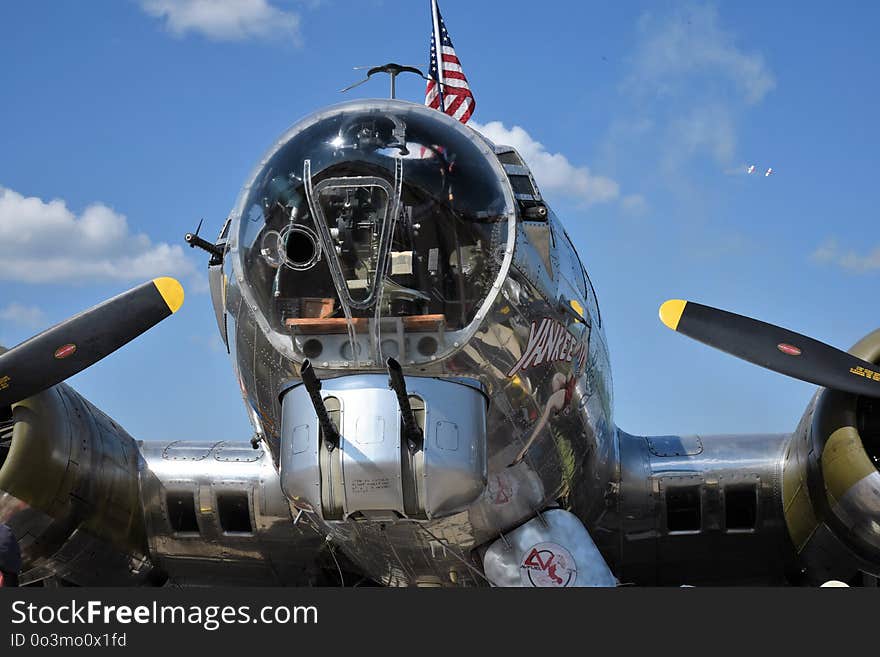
[
  {"left": 153, "top": 277, "right": 185, "bottom": 314},
  {"left": 659, "top": 299, "right": 687, "bottom": 331}
]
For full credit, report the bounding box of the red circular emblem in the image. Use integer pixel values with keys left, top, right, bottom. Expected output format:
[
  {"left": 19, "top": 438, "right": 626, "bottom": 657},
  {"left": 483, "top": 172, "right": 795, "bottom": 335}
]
[
  {"left": 520, "top": 542, "right": 577, "bottom": 587},
  {"left": 777, "top": 343, "right": 802, "bottom": 357},
  {"left": 54, "top": 344, "right": 77, "bottom": 359}
]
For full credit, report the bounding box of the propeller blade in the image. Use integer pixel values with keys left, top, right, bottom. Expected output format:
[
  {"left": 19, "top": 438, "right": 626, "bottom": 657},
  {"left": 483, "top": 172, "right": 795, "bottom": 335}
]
[
  {"left": 0, "top": 277, "right": 184, "bottom": 407},
  {"left": 659, "top": 299, "right": 880, "bottom": 398}
]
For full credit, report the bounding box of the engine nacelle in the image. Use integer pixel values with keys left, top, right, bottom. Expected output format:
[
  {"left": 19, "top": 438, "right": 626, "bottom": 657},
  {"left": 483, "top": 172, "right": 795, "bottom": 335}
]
[
  {"left": 782, "top": 329, "right": 880, "bottom": 583},
  {"left": 0, "top": 384, "right": 154, "bottom": 585}
]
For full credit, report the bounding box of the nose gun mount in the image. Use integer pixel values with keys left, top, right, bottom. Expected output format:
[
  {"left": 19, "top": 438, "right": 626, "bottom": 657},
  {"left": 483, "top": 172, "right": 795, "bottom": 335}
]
[
  {"left": 300, "top": 360, "right": 341, "bottom": 452},
  {"left": 279, "top": 373, "right": 488, "bottom": 522},
  {"left": 387, "top": 357, "right": 424, "bottom": 453},
  {"left": 184, "top": 219, "right": 225, "bottom": 266}
]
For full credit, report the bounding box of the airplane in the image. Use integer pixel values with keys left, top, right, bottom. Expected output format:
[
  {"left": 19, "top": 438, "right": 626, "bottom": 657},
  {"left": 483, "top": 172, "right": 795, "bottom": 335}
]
[{"left": 1, "top": 80, "right": 879, "bottom": 587}]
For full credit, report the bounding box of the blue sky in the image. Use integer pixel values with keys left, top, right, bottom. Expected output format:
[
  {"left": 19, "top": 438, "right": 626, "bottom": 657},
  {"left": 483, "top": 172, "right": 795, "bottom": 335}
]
[{"left": 1, "top": 0, "right": 878, "bottom": 442}]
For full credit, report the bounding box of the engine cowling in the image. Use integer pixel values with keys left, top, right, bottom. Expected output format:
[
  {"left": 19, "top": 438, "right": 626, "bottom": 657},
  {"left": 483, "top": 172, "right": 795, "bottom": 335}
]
[
  {"left": 0, "top": 383, "right": 155, "bottom": 585},
  {"left": 782, "top": 329, "right": 880, "bottom": 583}
]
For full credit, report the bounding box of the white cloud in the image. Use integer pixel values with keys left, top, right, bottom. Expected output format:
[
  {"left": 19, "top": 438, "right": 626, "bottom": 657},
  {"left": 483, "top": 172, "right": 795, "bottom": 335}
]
[
  {"left": 668, "top": 103, "right": 736, "bottom": 166},
  {"left": 139, "top": 0, "right": 301, "bottom": 42},
  {"left": 627, "top": 4, "right": 775, "bottom": 105},
  {"left": 0, "top": 303, "right": 46, "bottom": 328},
  {"left": 621, "top": 194, "right": 649, "bottom": 215},
  {"left": 471, "top": 121, "right": 620, "bottom": 206},
  {"left": 0, "top": 186, "right": 201, "bottom": 287},
  {"left": 613, "top": 4, "right": 776, "bottom": 177},
  {"left": 812, "top": 239, "right": 880, "bottom": 273}
]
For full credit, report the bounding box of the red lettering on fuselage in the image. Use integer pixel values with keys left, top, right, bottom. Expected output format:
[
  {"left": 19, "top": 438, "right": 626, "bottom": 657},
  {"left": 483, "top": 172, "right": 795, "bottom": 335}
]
[{"left": 507, "top": 318, "right": 587, "bottom": 377}]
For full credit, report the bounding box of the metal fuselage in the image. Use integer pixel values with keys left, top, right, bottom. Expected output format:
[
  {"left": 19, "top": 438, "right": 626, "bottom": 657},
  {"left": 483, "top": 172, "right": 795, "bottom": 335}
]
[
  {"left": 191, "top": 99, "right": 796, "bottom": 586},
  {"left": 5, "top": 99, "right": 861, "bottom": 587}
]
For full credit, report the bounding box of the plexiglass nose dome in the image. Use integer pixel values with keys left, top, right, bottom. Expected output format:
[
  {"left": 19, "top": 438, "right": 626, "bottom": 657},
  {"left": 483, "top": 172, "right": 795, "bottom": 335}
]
[{"left": 226, "top": 99, "right": 516, "bottom": 369}]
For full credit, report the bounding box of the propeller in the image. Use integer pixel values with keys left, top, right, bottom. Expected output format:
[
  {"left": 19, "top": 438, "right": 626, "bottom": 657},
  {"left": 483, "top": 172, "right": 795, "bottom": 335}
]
[
  {"left": 0, "top": 278, "right": 184, "bottom": 407},
  {"left": 658, "top": 299, "right": 880, "bottom": 398}
]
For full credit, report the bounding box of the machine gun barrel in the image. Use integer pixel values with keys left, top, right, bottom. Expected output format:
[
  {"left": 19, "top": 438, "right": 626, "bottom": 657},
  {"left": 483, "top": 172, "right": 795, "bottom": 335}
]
[
  {"left": 300, "top": 360, "right": 340, "bottom": 451},
  {"left": 387, "top": 358, "right": 424, "bottom": 452}
]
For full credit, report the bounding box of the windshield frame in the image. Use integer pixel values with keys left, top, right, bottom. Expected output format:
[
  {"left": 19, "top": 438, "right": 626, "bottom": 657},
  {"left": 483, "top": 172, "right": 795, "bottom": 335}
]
[{"left": 225, "top": 98, "right": 517, "bottom": 370}]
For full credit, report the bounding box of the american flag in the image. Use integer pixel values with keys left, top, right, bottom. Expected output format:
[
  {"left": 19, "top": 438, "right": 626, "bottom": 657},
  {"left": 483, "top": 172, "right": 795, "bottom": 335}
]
[{"left": 424, "top": 0, "right": 475, "bottom": 124}]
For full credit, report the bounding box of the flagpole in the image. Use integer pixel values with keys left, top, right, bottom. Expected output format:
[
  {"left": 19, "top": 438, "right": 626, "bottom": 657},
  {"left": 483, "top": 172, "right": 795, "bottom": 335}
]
[{"left": 431, "top": 0, "right": 445, "bottom": 110}]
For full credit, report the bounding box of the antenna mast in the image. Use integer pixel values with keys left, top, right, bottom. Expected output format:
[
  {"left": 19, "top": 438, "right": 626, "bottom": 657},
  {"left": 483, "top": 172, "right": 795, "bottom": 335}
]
[{"left": 340, "top": 63, "right": 428, "bottom": 99}]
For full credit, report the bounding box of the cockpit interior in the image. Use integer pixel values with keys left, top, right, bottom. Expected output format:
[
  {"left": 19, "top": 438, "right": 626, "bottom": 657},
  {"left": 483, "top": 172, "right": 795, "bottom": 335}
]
[{"left": 231, "top": 102, "right": 516, "bottom": 368}]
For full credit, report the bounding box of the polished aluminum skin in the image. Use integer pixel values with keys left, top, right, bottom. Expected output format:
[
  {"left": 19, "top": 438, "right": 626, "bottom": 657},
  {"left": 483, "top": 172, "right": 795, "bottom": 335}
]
[
  {"left": 4, "top": 98, "right": 880, "bottom": 586},
  {"left": 217, "top": 99, "right": 618, "bottom": 585},
  {"left": 139, "top": 440, "right": 326, "bottom": 586},
  {"left": 483, "top": 509, "right": 615, "bottom": 587},
  {"left": 279, "top": 374, "right": 487, "bottom": 521},
  {"left": 612, "top": 430, "right": 793, "bottom": 585}
]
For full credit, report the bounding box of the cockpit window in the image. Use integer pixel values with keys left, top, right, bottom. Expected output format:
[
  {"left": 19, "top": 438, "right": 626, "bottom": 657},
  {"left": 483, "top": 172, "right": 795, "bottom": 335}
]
[
  {"left": 227, "top": 100, "right": 516, "bottom": 368},
  {"left": 308, "top": 173, "right": 398, "bottom": 310}
]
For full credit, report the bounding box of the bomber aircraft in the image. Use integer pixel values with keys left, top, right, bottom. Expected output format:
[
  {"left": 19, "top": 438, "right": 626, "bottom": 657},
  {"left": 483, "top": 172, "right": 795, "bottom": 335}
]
[{"left": 1, "top": 81, "right": 879, "bottom": 587}]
